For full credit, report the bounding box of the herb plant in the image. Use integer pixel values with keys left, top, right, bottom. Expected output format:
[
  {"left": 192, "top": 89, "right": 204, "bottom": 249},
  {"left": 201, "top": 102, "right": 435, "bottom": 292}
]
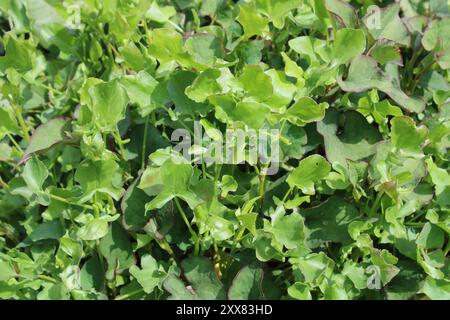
[{"left": 0, "top": 0, "right": 449, "bottom": 300}]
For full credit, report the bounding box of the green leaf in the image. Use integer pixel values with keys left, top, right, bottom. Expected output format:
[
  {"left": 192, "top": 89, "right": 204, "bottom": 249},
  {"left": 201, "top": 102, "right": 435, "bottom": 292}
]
[
  {"left": 420, "top": 277, "right": 450, "bottom": 300},
  {"left": 232, "top": 101, "right": 271, "bottom": 129},
  {"left": 331, "top": 28, "right": 366, "bottom": 65},
  {"left": 287, "top": 97, "right": 328, "bottom": 126},
  {"left": 77, "top": 215, "right": 119, "bottom": 241},
  {"left": 0, "top": 0, "right": 447, "bottom": 302},
  {"left": 268, "top": 212, "right": 306, "bottom": 250},
  {"left": 120, "top": 71, "right": 158, "bottom": 117},
  {"left": 287, "top": 154, "right": 331, "bottom": 194},
  {"left": 146, "top": 1, "right": 176, "bottom": 24},
  {"left": 363, "top": 3, "right": 410, "bottom": 46},
  {"left": 390, "top": 116, "right": 428, "bottom": 155},
  {"left": 220, "top": 175, "right": 238, "bottom": 198},
  {"left": 148, "top": 28, "right": 195, "bottom": 69},
  {"left": 164, "top": 257, "right": 226, "bottom": 300},
  {"left": 342, "top": 261, "right": 368, "bottom": 290},
  {"left": 280, "top": 123, "right": 307, "bottom": 159},
  {"left": 238, "top": 64, "right": 273, "bottom": 101},
  {"left": 370, "top": 43, "right": 402, "bottom": 65},
  {"left": 281, "top": 52, "right": 304, "bottom": 80},
  {"left": 317, "top": 109, "right": 382, "bottom": 167},
  {"left": 325, "top": 0, "right": 357, "bottom": 28},
  {"left": 163, "top": 275, "right": 198, "bottom": 300},
  {"left": 0, "top": 102, "right": 19, "bottom": 139},
  {"left": 80, "top": 255, "right": 105, "bottom": 292},
  {"left": 416, "top": 223, "right": 445, "bottom": 250},
  {"left": 292, "top": 252, "right": 334, "bottom": 284},
  {"left": 302, "top": 196, "right": 360, "bottom": 247},
  {"left": 237, "top": 4, "right": 269, "bottom": 39},
  {"left": 385, "top": 260, "right": 425, "bottom": 300},
  {"left": 262, "top": 69, "right": 297, "bottom": 109},
  {"left": 185, "top": 34, "right": 223, "bottom": 67},
  {"left": 36, "top": 283, "right": 70, "bottom": 300},
  {"left": 207, "top": 215, "right": 235, "bottom": 241},
  {"left": 122, "top": 179, "right": 152, "bottom": 231},
  {"left": 88, "top": 79, "right": 129, "bottom": 131},
  {"left": 130, "top": 254, "right": 166, "bottom": 294},
  {"left": 338, "top": 55, "right": 425, "bottom": 112},
  {"left": 228, "top": 263, "right": 264, "bottom": 299},
  {"left": 255, "top": 0, "right": 299, "bottom": 29},
  {"left": 30, "top": 220, "right": 64, "bottom": 242},
  {"left": 289, "top": 36, "right": 329, "bottom": 64},
  {"left": 185, "top": 69, "right": 222, "bottom": 103},
  {"left": 75, "top": 159, "right": 124, "bottom": 202},
  {"left": 146, "top": 158, "right": 202, "bottom": 210},
  {"left": 0, "top": 259, "right": 17, "bottom": 281},
  {"left": 168, "top": 71, "right": 211, "bottom": 115},
  {"left": 287, "top": 282, "right": 312, "bottom": 300},
  {"left": 25, "top": 118, "right": 70, "bottom": 156},
  {"left": 0, "top": 34, "right": 35, "bottom": 73},
  {"left": 99, "top": 223, "right": 134, "bottom": 280},
  {"left": 422, "top": 19, "right": 450, "bottom": 69},
  {"left": 23, "top": 157, "right": 48, "bottom": 192},
  {"left": 426, "top": 157, "right": 450, "bottom": 187}
]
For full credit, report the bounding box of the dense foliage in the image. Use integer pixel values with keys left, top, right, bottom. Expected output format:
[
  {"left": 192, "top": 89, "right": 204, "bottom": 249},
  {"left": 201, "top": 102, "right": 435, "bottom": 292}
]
[{"left": 0, "top": 0, "right": 449, "bottom": 300}]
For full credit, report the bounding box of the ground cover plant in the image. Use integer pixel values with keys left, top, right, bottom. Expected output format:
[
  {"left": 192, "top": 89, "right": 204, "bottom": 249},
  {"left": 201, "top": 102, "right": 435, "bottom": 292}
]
[{"left": 0, "top": 0, "right": 449, "bottom": 300}]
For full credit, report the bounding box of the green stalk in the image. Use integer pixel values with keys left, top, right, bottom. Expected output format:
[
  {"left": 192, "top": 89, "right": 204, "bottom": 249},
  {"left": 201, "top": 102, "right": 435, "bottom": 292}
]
[
  {"left": 96, "top": 240, "right": 106, "bottom": 289},
  {"left": 258, "top": 160, "right": 273, "bottom": 209},
  {"left": 115, "top": 288, "right": 144, "bottom": 300},
  {"left": 444, "top": 241, "right": 450, "bottom": 257},
  {"left": 281, "top": 187, "right": 293, "bottom": 203},
  {"left": 167, "top": 19, "right": 184, "bottom": 33},
  {"left": 43, "top": 192, "right": 93, "bottom": 211},
  {"left": 141, "top": 19, "right": 152, "bottom": 45},
  {"left": 13, "top": 106, "right": 30, "bottom": 144},
  {"left": 201, "top": 162, "right": 207, "bottom": 179},
  {"left": 112, "top": 129, "right": 127, "bottom": 160},
  {"left": 141, "top": 115, "right": 150, "bottom": 171},
  {"left": 368, "top": 191, "right": 384, "bottom": 218},
  {"left": 37, "top": 274, "right": 58, "bottom": 284},
  {"left": 0, "top": 175, "right": 8, "bottom": 190},
  {"left": 161, "top": 105, "right": 194, "bottom": 136},
  {"left": 214, "top": 164, "right": 222, "bottom": 182},
  {"left": 257, "top": 119, "right": 286, "bottom": 208},
  {"left": 6, "top": 133, "right": 24, "bottom": 156},
  {"left": 155, "top": 237, "right": 175, "bottom": 257},
  {"left": 408, "top": 211, "right": 426, "bottom": 223},
  {"left": 174, "top": 198, "right": 199, "bottom": 255},
  {"left": 230, "top": 226, "right": 246, "bottom": 255}
]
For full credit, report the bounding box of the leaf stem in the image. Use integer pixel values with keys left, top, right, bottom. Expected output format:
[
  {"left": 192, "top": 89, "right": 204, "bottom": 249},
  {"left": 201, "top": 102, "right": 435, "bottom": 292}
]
[
  {"left": 444, "top": 241, "right": 450, "bottom": 257},
  {"left": 281, "top": 187, "right": 293, "bottom": 203},
  {"left": 141, "top": 115, "right": 150, "bottom": 170},
  {"left": 13, "top": 105, "right": 30, "bottom": 144},
  {"left": 201, "top": 162, "right": 207, "bottom": 179},
  {"left": 230, "top": 226, "right": 246, "bottom": 256},
  {"left": 174, "top": 198, "right": 199, "bottom": 255},
  {"left": 0, "top": 175, "right": 8, "bottom": 190},
  {"left": 42, "top": 192, "right": 93, "bottom": 211},
  {"left": 155, "top": 237, "right": 175, "bottom": 257},
  {"left": 214, "top": 164, "right": 222, "bottom": 183},
  {"left": 37, "top": 274, "right": 58, "bottom": 284},
  {"left": 368, "top": 191, "right": 384, "bottom": 218},
  {"left": 115, "top": 288, "right": 144, "bottom": 300},
  {"left": 167, "top": 19, "right": 184, "bottom": 33},
  {"left": 141, "top": 19, "right": 152, "bottom": 45},
  {"left": 112, "top": 129, "right": 127, "bottom": 160},
  {"left": 6, "top": 133, "right": 24, "bottom": 156},
  {"left": 161, "top": 105, "right": 194, "bottom": 136},
  {"left": 408, "top": 211, "right": 426, "bottom": 223}
]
